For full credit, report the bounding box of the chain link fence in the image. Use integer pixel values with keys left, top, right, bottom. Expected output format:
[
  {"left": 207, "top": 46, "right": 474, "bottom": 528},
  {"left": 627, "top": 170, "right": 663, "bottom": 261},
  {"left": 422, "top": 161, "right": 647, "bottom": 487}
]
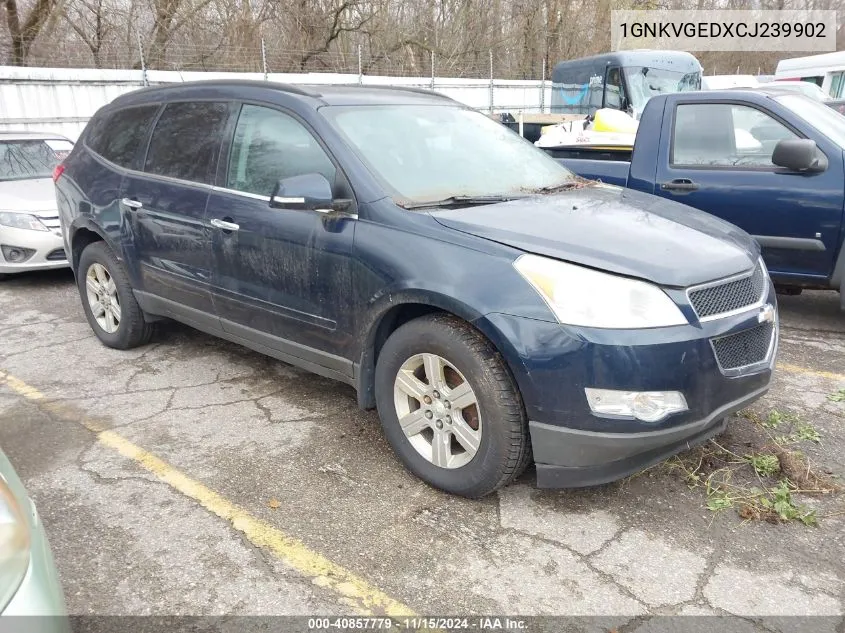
[
  {"left": 18, "top": 37, "right": 547, "bottom": 80},
  {"left": 0, "top": 40, "right": 554, "bottom": 141},
  {"left": 7, "top": 39, "right": 551, "bottom": 117}
]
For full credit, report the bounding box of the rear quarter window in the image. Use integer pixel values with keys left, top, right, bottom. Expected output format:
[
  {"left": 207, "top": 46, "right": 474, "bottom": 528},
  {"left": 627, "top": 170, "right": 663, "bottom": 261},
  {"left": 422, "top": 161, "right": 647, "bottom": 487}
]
[
  {"left": 143, "top": 102, "right": 229, "bottom": 184},
  {"left": 86, "top": 105, "right": 159, "bottom": 169}
]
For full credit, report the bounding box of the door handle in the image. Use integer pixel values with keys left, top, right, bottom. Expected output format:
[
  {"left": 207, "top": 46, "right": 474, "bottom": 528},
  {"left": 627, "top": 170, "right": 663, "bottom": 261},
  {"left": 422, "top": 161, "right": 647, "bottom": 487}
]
[
  {"left": 210, "top": 218, "right": 240, "bottom": 232},
  {"left": 121, "top": 198, "right": 143, "bottom": 209},
  {"left": 660, "top": 179, "right": 700, "bottom": 193}
]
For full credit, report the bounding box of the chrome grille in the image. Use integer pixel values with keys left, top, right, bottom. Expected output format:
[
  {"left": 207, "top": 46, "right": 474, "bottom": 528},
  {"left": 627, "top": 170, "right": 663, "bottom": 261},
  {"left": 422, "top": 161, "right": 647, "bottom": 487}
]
[
  {"left": 711, "top": 322, "right": 774, "bottom": 371},
  {"left": 688, "top": 262, "right": 765, "bottom": 320},
  {"left": 38, "top": 214, "right": 61, "bottom": 230}
]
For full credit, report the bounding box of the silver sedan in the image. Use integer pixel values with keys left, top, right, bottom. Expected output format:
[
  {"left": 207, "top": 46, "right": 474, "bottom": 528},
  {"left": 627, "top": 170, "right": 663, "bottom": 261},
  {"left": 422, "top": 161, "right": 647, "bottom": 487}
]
[{"left": 0, "top": 132, "right": 73, "bottom": 278}]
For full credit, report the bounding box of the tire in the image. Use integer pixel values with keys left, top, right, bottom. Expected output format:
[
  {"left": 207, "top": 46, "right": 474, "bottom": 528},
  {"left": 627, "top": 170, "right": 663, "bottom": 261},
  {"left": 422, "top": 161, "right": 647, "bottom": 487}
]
[
  {"left": 77, "top": 241, "right": 153, "bottom": 349},
  {"left": 375, "top": 313, "right": 531, "bottom": 498}
]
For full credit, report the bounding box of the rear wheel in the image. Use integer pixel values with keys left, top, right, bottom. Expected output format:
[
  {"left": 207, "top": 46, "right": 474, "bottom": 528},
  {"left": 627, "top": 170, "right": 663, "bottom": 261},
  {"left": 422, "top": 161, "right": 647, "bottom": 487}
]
[
  {"left": 77, "top": 241, "right": 153, "bottom": 349},
  {"left": 375, "top": 314, "right": 530, "bottom": 498}
]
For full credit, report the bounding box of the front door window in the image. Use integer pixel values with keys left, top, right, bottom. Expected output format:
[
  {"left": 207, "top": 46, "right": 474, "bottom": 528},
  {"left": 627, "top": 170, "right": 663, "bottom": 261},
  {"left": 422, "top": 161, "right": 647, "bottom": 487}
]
[{"left": 227, "top": 105, "right": 336, "bottom": 197}]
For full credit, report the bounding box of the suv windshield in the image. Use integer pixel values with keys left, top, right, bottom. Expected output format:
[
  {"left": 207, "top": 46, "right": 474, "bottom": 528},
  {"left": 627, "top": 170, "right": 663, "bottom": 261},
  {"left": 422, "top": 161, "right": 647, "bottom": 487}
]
[
  {"left": 321, "top": 104, "right": 576, "bottom": 205},
  {"left": 776, "top": 93, "right": 845, "bottom": 150},
  {"left": 0, "top": 140, "right": 67, "bottom": 182},
  {"left": 624, "top": 66, "right": 700, "bottom": 116}
]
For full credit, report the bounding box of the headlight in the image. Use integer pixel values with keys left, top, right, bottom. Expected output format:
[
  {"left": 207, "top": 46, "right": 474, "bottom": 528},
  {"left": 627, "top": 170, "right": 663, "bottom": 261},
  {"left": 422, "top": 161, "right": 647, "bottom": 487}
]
[
  {"left": 514, "top": 254, "right": 687, "bottom": 329},
  {"left": 0, "top": 212, "right": 48, "bottom": 232},
  {"left": 0, "top": 477, "right": 30, "bottom": 611}
]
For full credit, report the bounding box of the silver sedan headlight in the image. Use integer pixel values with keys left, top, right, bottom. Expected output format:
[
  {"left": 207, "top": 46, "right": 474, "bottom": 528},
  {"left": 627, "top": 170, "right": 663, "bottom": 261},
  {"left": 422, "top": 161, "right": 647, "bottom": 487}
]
[{"left": 0, "top": 212, "right": 49, "bottom": 232}]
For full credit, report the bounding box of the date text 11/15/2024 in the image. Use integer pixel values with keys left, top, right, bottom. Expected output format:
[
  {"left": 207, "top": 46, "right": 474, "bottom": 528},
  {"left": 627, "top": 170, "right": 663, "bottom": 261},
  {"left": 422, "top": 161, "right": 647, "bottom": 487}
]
[{"left": 307, "top": 617, "right": 529, "bottom": 630}]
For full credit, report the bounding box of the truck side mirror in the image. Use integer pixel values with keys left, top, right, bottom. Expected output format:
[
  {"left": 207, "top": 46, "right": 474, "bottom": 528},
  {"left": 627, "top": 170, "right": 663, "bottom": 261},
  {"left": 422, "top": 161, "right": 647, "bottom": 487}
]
[
  {"left": 772, "top": 139, "right": 828, "bottom": 173},
  {"left": 270, "top": 173, "right": 351, "bottom": 212}
]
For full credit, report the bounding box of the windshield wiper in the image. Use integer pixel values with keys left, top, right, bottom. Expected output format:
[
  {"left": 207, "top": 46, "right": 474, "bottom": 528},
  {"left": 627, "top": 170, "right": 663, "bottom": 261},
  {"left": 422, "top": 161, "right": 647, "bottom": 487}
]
[
  {"left": 400, "top": 194, "right": 524, "bottom": 210},
  {"left": 531, "top": 178, "right": 597, "bottom": 194}
]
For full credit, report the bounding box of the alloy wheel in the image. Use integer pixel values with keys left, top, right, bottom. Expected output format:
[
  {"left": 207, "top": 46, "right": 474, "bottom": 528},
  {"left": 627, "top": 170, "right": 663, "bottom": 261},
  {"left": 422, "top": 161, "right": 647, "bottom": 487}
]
[
  {"left": 392, "top": 353, "right": 482, "bottom": 469},
  {"left": 85, "top": 263, "right": 121, "bottom": 334}
]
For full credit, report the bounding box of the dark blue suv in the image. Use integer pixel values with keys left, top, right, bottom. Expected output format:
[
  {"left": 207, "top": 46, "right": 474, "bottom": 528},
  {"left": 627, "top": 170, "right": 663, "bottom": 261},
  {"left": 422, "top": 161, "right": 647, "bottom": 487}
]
[{"left": 54, "top": 80, "right": 778, "bottom": 497}]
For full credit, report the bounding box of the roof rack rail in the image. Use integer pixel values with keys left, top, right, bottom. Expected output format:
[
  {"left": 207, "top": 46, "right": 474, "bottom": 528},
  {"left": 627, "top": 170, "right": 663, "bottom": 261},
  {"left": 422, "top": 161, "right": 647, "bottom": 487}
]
[
  {"left": 354, "top": 84, "right": 444, "bottom": 97},
  {"left": 112, "top": 79, "right": 321, "bottom": 101}
]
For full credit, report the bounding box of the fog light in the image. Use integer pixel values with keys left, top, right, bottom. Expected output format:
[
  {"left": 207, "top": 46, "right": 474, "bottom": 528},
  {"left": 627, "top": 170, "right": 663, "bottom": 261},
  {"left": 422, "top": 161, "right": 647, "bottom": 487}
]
[
  {"left": 0, "top": 245, "right": 35, "bottom": 263},
  {"left": 585, "top": 388, "right": 688, "bottom": 423}
]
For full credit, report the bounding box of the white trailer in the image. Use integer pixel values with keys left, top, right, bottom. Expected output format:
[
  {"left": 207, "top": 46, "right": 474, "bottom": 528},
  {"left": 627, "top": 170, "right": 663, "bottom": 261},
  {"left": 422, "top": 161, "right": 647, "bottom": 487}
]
[{"left": 775, "top": 51, "right": 845, "bottom": 98}]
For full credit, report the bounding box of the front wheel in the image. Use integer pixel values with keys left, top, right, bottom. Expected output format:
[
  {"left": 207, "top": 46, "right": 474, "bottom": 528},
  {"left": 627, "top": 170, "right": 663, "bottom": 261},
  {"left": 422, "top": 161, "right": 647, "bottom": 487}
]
[
  {"left": 77, "top": 241, "right": 153, "bottom": 349},
  {"left": 375, "top": 314, "right": 531, "bottom": 498}
]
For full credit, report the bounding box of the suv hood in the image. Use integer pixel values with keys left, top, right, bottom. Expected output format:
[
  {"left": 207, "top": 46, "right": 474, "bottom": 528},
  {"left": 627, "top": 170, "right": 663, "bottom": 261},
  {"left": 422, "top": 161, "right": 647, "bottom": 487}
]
[
  {"left": 428, "top": 185, "right": 758, "bottom": 287},
  {"left": 0, "top": 178, "right": 58, "bottom": 214}
]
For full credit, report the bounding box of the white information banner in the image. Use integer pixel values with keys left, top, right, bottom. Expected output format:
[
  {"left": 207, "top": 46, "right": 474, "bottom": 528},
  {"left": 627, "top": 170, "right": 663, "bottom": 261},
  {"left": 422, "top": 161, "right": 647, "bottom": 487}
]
[{"left": 611, "top": 10, "right": 836, "bottom": 52}]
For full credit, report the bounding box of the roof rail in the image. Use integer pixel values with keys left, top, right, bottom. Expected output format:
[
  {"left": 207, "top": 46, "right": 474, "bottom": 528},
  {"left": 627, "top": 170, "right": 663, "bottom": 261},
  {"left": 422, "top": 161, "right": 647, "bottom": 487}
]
[
  {"left": 353, "top": 84, "right": 444, "bottom": 97},
  {"left": 112, "top": 79, "right": 321, "bottom": 101}
]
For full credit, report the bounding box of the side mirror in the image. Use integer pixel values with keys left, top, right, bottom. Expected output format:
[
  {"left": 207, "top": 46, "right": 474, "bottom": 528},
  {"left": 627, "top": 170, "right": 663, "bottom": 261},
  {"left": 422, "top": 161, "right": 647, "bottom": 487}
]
[
  {"left": 269, "top": 173, "right": 351, "bottom": 212},
  {"left": 772, "top": 139, "right": 828, "bottom": 173}
]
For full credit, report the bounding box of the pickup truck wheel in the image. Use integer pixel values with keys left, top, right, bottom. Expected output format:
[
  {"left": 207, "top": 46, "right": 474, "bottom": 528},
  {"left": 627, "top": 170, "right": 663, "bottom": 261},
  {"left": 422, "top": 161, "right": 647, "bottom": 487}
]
[
  {"left": 375, "top": 314, "right": 531, "bottom": 498},
  {"left": 78, "top": 241, "right": 153, "bottom": 349}
]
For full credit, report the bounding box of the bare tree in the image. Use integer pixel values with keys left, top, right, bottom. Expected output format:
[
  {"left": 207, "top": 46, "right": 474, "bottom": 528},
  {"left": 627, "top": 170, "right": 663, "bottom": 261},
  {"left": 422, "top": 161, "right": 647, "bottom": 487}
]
[
  {"left": 9, "top": 0, "right": 845, "bottom": 76},
  {"left": 294, "top": 0, "right": 374, "bottom": 70},
  {"left": 63, "top": 0, "right": 111, "bottom": 67},
  {"left": 3, "top": 0, "right": 59, "bottom": 65},
  {"left": 144, "top": 0, "right": 218, "bottom": 68}
]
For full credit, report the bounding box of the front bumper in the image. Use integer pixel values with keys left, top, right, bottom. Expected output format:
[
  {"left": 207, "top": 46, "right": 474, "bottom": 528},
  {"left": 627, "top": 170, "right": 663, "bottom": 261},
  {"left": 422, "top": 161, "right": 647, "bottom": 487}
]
[
  {"left": 477, "top": 285, "right": 777, "bottom": 489},
  {"left": 0, "top": 226, "right": 68, "bottom": 274},
  {"left": 531, "top": 384, "right": 768, "bottom": 488}
]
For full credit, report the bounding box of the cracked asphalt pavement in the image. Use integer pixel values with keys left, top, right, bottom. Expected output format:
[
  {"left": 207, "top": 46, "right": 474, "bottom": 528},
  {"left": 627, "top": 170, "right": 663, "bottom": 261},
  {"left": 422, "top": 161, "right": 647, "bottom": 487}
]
[{"left": 0, "top": 269, "right": 843, "bottom": 628}]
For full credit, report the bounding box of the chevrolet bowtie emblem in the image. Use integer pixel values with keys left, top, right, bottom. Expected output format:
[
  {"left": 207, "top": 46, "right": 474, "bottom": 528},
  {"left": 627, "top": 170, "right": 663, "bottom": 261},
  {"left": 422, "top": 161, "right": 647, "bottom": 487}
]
[{"left": 758, "top": 304, "right": 776, "bottom": 324}]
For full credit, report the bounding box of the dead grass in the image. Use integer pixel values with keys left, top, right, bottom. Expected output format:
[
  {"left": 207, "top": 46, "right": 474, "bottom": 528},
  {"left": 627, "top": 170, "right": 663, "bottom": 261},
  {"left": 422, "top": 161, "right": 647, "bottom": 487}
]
[{"left": 660, "top": 407, "right": 840, "bottom": 526}]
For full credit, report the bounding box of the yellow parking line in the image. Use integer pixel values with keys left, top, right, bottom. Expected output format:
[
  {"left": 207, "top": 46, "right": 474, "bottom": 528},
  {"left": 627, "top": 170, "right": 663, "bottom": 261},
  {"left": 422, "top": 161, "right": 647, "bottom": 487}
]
[
  {"left": 0, "top": 370, "right": 416, "bottom": 618},
  {"left": 777, "top": 363, "right": 845, "bottom": 382},
  {"left": 2, "top": 373, "right": 46, "bottom": 401}
]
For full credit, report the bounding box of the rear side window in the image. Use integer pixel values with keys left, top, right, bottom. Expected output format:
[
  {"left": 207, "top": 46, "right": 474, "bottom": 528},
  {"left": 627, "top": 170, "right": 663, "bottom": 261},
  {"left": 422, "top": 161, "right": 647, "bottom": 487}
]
[
  {"left": 144, "top": 102, "right": 229, "bottom": 184},
  {"left": 88, "top": 105, "right": 159, "bottom": 168},
  {"left": 85, "top": 113, "right": 110, "bottom": 155}
]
